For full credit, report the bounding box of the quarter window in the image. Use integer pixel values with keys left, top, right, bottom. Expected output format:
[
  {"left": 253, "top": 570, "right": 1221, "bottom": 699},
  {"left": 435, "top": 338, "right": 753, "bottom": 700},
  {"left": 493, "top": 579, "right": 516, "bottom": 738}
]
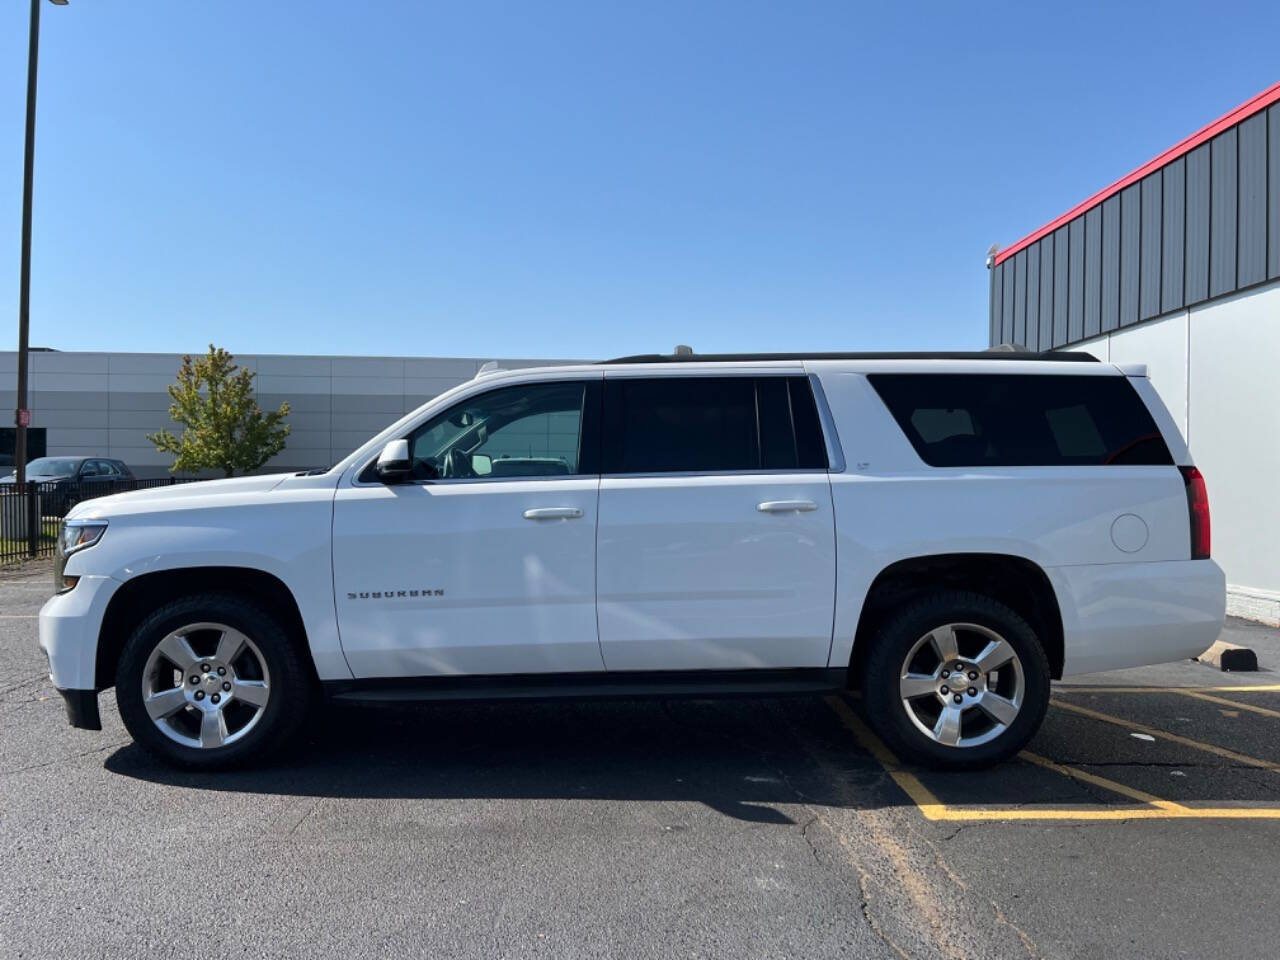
[{"left": 868, "top": 374, "right": 1174, "bottom": 467}]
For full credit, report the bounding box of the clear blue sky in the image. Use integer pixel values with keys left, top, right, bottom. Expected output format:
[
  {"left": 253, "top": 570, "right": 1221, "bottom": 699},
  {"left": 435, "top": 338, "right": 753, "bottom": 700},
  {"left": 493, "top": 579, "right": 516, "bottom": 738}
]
[{"left": 3, "top": 1, "right": 1278, "bottom": 360}]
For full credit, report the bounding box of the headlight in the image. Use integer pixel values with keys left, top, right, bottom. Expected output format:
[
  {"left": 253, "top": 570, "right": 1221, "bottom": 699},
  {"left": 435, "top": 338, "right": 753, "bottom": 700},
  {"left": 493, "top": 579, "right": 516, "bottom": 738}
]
[{"left": 61, "top": 519, "right": 108, "bottom": 557}]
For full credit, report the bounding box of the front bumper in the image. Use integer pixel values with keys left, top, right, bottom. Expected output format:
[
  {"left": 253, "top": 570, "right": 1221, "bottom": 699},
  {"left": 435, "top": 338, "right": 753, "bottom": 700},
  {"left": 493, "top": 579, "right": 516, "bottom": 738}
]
[{"left": 39, "top": 574, "right": 121, "bottom": 715}]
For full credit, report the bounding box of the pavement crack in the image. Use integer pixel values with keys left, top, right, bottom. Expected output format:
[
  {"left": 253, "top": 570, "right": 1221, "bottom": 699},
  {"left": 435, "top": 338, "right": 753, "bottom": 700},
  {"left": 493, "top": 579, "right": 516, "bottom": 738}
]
[
  {"left": 287, "top": 799, "right": 323, "bottom": 835},
  {"left": 0, "top": 673, "right": 47, "bottom": 697},
  {"left": 915, "top": 830, "right": 1040, "bottom": 959},
  {"left": 799, "top": 814, "right": 825, "bottom": 868},
  {"left": 1, "top": 740, "right": 129, "bottom": 777}
]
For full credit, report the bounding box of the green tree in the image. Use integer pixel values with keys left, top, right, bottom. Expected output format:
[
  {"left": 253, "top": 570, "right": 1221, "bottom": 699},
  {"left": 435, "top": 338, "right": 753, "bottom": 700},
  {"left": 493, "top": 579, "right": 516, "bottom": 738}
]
[{"left": 147, "top": 345, "right": 291, "bottom": 477}]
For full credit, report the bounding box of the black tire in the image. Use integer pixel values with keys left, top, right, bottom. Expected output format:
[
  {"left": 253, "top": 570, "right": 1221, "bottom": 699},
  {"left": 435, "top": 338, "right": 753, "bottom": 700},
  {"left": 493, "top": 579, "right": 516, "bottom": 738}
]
[
  {"left": 860, "top": 589, "right": 1050, "bottom": 769},
  {"left": 115, "top": 592, "right": 312, "bottom": 770}
]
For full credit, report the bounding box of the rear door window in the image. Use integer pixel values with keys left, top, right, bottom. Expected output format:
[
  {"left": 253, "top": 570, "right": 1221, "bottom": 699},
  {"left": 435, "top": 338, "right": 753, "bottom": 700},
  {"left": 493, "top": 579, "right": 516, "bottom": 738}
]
[
  {"left": 602, "top": 376, "right": 828, "bottom": 474},
  {"left": 868, "top": 374, "right": 1173, "bottom": 467}
]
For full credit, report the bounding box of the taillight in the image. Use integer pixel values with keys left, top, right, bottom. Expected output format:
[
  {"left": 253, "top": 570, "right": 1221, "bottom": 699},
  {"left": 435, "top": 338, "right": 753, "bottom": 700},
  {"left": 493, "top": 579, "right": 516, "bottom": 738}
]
[{"left": 1180, "top": 466, "right": 1210, "bottom": 560}]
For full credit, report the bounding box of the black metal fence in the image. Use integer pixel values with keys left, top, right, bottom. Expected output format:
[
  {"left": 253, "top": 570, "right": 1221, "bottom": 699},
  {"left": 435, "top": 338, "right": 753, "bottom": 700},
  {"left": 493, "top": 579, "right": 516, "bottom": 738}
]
[{"left": 0, "top": 477, "right": 202, "bottom": 565}]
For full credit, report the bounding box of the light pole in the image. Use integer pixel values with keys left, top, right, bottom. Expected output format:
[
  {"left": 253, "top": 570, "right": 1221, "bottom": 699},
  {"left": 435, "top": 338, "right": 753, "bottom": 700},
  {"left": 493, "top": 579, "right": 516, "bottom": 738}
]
[{"left": 15, "top": 0, "right": 68, "bottom": 486}]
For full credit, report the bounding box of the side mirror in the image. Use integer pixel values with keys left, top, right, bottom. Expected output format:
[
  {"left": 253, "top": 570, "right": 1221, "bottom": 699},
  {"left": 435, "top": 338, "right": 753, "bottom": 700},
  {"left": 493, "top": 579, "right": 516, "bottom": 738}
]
[{"left": 375, "top": 439, "right": 412, "bottom": 483}]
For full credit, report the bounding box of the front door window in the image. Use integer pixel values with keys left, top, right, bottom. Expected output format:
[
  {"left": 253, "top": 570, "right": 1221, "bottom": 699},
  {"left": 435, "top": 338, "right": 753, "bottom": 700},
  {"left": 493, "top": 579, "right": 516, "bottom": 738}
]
[{"left": 406, "top": 382, "right": 589, "bottom": 480}]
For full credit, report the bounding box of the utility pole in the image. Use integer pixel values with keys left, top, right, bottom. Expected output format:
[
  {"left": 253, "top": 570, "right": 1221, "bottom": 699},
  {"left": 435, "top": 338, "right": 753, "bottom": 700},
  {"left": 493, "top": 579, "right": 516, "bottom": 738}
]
[{"left": 16, "top": 0, "right": 68, "bottom": 485}]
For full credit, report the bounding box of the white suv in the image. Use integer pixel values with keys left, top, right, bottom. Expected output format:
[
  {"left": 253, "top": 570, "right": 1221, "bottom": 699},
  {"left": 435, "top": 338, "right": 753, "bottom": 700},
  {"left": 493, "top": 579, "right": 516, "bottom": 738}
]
[{"left": 39, "top": 351, "right": 1225, "bottom": 769}]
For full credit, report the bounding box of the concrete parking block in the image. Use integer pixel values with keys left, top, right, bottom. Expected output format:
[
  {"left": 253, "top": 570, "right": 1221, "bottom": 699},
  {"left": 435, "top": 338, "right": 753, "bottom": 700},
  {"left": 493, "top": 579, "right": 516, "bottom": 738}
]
[{"left": 1198, "top": 639, "right": 1259, "bottom": 672}]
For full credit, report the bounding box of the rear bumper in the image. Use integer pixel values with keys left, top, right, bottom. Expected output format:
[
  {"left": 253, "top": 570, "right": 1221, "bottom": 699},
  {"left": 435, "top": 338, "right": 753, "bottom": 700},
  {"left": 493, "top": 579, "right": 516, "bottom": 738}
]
[{"left": 1050, "top": 559, "right": 1226, "bottom": 676}]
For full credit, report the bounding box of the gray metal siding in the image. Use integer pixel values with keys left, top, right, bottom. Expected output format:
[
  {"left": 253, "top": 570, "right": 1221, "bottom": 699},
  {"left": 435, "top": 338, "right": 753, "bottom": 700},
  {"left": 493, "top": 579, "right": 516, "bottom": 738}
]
[
  {"left": 1001, "top": 258, "right": 1015, "bottom": 342},
  {"left": 1271, "top": 104, "right": 1280, "bottom": 280},
  {"left": 1025, "top": 241, "right": 1041, "bottom": 350},
  {"left": 1120, "top": 184, "right": 1141, "bottom": 326},
  {"left": 991, "top": 97, "right": 1279, "bottom": 347},
  {"left": 989, "top": 261, "right": 1000, "bottom": 345},
  {"left": 1186, "top": 143, "right": 1211, "bottom": 303},
  {"left": 1067, "top": 217, "right": 1084, "bottom": 341},
  {"left": 1038, "top": 235, "right": 1054, "bottom": 348},
  {"left": 1052, "top": 225, "right": 1069, "bottom": 345},
  {"left": 1238, "top": 111, "right": 1267, "bottom": 288},
  {"left": 1013, "top": 249, "right": 1028, "bottom": 345},
  {"left": 1101, "top": 195, "right": 1121, "bottom": 332},
  {"left": 1210, "top": 128, "right": 1238, "bottom": 298},
  {"left": 991, "top": 262, "right": 1003, "bottom": 345},
  {"left": 1161, "top": 157, "right": 1185, "bottom": 312},
  {"left": 1083, "top": 207, "right": 1102, "bottom": 338},
  {"left": 1140, "top": 173, "right": 1162, "bottom": 320}
]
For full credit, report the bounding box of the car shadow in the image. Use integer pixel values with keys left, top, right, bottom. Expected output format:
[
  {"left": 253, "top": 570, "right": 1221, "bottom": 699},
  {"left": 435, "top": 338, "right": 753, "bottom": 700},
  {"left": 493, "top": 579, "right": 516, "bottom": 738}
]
[{"left": 104, "top": 695, "right": 905, "bottom": 823}]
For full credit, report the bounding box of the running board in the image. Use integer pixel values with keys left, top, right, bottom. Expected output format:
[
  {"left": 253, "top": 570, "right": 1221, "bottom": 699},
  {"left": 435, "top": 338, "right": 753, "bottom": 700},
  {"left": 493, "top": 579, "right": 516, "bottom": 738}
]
[{"left": 323, "top": 668, "right": 847, "bottom": 704}]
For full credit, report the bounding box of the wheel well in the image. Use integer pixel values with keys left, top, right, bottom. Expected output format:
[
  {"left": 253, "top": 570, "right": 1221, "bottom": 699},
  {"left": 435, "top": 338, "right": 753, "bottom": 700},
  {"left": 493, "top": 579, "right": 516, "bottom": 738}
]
[
  {"left": 95, "top": 566, "right": 314, "bottom": 691},
  {"left": 849, "top": 554, "right": 1064, "bottom": 685}
]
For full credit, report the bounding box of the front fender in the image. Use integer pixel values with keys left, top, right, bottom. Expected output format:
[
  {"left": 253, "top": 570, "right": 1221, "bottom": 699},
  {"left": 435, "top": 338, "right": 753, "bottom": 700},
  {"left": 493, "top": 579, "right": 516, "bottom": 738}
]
[{"left": 63, "top": 493, "right": 350, "bottom": 681}]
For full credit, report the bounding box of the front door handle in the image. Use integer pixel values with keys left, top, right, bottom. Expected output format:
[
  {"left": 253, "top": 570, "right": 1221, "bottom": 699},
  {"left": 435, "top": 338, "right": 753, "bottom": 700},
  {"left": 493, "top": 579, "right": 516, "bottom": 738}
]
[
  {"left": 523, "top": 507, "right": 584, "bottom": 520},
  {"left": 757, "top": 499, "right": 818, "bottom": 513}
]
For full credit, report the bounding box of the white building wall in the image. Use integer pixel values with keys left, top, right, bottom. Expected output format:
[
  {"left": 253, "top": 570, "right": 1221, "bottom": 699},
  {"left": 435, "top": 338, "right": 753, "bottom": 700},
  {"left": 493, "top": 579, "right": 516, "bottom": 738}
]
[{"left": 1076, "top": 278, "right": 1280, "bottom": 625}]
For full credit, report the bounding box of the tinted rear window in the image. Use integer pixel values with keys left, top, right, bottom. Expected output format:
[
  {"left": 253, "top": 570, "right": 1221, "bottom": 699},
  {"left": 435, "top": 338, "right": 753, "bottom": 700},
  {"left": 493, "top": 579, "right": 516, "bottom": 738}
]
[{"left": 868, "top": 374, "right": 1173, "bottom": 467}]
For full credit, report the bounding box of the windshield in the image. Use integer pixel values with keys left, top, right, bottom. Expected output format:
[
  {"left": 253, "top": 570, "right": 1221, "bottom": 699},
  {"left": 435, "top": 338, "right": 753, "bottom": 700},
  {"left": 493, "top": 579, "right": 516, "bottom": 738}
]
[{"left": 24, "top": 457, "right": 81, "bottom": 478}]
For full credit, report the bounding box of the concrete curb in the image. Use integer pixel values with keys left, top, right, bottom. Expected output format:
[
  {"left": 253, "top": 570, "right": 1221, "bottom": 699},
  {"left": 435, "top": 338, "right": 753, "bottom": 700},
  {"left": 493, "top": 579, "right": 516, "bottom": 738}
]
[{"left": 1197, "top": 639, "right": 1259, "bottom": 672}]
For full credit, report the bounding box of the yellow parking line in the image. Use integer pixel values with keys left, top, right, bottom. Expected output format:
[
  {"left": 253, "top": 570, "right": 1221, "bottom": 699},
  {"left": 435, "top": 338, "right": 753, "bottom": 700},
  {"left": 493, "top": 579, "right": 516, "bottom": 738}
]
[
  {"left": 1018, "top": 751, "right": 1185, "bottom": 809},
  {"left": 1051, "top": 699, "right": 1280, "bottom": 772},
  {"left": 918, "top": 806, "right": 1280, "bottom": 821},
  {"left": 1054, "top": 686, "right": 1280, "bottom": 696},
  {"left": 1173, "top": 690, "right": 1280, "bottom": 720},
  {"left": 825, "top": 695, "right": 1280, "bottom": 822},
  {"left": 823, "top": 696, "right": 950, "bottom": 819}
]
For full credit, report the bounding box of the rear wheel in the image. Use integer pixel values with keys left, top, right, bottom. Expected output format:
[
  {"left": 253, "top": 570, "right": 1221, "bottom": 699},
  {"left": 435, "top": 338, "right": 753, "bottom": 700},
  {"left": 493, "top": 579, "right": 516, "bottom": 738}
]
[
  {"left": 860, "top": 590, "right": 1050, "bottom": 769},
  {"left": 115, "top": 593, "right": 311, "bottom": 769}
]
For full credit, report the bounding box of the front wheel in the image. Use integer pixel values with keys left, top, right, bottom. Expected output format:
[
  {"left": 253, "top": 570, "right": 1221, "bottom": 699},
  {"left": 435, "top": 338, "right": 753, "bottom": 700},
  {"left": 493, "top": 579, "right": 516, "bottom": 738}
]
[
  {"left": 116, "top": 593, "right": 312, "bottom": 769},
  {"left": 860, "top": 590, "right": 1050, "bottom": 769}
]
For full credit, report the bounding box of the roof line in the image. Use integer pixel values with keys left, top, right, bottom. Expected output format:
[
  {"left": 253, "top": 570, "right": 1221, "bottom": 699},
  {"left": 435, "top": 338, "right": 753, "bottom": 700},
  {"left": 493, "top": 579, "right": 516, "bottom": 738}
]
[
  {"left": 601, "top": 350, "right": 1098, "bottom": 363},
  {"left": 993, "top": 80, "right": 1280, "bottom": 267}
]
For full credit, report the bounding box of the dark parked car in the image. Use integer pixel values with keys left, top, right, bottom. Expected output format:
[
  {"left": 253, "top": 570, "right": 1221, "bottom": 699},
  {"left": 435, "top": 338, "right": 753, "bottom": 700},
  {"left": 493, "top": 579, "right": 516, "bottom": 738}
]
[{"left": 0, "top": 456, "right": 136, "bottom": 517}]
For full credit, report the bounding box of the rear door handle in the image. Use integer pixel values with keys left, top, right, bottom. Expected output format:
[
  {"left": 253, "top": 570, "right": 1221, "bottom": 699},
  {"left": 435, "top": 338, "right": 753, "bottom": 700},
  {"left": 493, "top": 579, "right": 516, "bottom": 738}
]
[
  {"left": 757, "top": 499, "right": 818, "bottom": 513},
  {"left": 523, "top": 507, "right": 584, "bottom": 520}
]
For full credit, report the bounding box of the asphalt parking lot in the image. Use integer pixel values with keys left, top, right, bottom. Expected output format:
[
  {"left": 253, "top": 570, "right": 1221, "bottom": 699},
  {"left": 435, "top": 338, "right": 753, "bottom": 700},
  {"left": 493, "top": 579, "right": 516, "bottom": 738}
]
[{"left": 3, "top": 569, "right": 1280, "bottom": 960}]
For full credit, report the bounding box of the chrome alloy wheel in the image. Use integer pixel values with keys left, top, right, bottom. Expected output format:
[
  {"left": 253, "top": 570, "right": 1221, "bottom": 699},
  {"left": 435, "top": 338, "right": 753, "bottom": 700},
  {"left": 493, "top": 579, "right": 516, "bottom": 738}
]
[
  {"left": 898, "top": 622, "right": 1025, "bottom": 749},
  {"left": 140, "top": 622, "right": 271, "bottom": 749}
]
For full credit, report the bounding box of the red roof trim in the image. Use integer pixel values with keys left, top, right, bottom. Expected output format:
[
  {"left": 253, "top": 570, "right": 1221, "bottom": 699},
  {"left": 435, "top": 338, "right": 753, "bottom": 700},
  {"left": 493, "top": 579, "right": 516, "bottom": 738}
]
[{"left": 994, "top": 80, "right": 1280, "bottom": 266}]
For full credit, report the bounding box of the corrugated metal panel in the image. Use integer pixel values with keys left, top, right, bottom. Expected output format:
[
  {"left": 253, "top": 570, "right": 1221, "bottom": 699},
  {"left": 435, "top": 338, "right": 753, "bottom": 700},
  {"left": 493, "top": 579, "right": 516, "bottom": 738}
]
[
  {"left": 1185, "top": 142, "right": 1210, "bottom": 303},
  {"left": 1119, "top": 184, "right": 1141, "bottom": 326},
  {"left": 1013, "top": 249, "right": 1028, "bottom": 345},
  {"left": 1237, "top": 112, "right": 1267, "bottom": 287},
  {"left": 1209, "top": 127, "right": 1237, "bottom": 297},
  {"left": 992, "top": 91, "right": 1280, "bottom": 346},
  {"left": 1161, "top": 157, "right": 1185, "bottom": 312},
  {"left": 1139, "top": 173, "right": 1162, "bottom": 320},
  {"left": 1052, "top": 225, "right": 1069, "bottom": 346},
  {"left": 1271, "top": 104, "right": 1280, "bottom": 280},
  {"left": 1067, "top": 217, "right": 1084, "bottom": 341},
  {"left": 1083, "top": 207, "right": 1101, "bottom": 338},
  {"left": 1101, "top": 195, "right": 1121, "bottom": 331},
  {"left": 1001, "top": 257, "right": 1015, "bottom": 343},
  {"left": 1025, "top": 240, "right": 1041, "bottom": 351},
  {"left": 991, "top": 262, "right": 1003, "bottom": 346},
  {"left": 1038, "top": 234, "right": 1055, "bottom": 348}
]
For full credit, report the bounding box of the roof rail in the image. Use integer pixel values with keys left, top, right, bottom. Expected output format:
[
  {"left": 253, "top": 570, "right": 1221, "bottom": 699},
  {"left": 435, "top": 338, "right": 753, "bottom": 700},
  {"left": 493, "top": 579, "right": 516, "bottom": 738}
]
[{"left": 600, "top": 350, "right": 1098, "bottom": 364}]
